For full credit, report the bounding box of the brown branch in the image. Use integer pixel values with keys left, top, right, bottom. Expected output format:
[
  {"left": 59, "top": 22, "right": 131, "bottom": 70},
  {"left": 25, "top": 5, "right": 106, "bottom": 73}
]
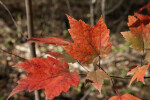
[
  {"left": 0, "top": 1, "right": 27, "bottom": 40},
  {"left": 101, "top": 0, "right": 105, "bottom": 22},
  {"left": 105, "top": 0, "right": 124, "bottom": 15},
  {"left": 0, "top": 48, "right": 26, "bottom": 60},
  {"left": 25, "top": 0, "right": 40, "bottom": 100},
  {"left": 77, "top": 61, "right": 89, "bottom": 72},
  {"left": 110, "top": 75, "right": 150, "bottom": 79},
  {"left": 79, "top": 73, "right": 150, "bottom": 79},
  {"left": 66, "top": 0, "right": 73, "bottom": 17},
  {"left": 90, "top": 0, "right": 96, "bottom": 26}
]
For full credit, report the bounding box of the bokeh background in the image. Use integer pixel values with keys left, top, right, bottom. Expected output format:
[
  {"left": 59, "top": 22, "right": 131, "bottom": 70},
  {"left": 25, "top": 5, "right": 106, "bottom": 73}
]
[{"left": 0, "top": 0, "right": 150, "bottom": 100}]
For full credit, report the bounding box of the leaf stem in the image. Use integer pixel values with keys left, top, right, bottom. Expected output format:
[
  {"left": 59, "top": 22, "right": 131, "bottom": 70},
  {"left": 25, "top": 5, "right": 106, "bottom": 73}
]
[
  {"left": 77, "top": 60, "right": 89, "bottom": 72},
  {"left": 141, "top": 42, "right": 145, "bottom": 66},
  {"left": 98, "top": 56, "right": 101, "bottom": 69}
]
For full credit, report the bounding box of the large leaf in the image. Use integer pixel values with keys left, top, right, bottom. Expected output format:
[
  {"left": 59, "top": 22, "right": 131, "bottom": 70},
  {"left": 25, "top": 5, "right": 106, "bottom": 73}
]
[
  {"left": 127, "top": 60, "right": 150, "bottom": 85},
  {"left": 7, "top": 56, "right": 79, "bottom": 100},
  {"left": 85, "top": 69, "right": 110, "bottom": 94},
  {"left": 109, "top": 93, "right": 141, "bottom": 100},
  {"left": 65, "top": 15, "right": 112, "bottom": 64}
]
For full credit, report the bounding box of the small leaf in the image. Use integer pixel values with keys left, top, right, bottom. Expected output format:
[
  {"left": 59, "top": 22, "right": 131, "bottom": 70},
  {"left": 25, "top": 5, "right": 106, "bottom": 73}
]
[
  {"left": 85, "top": 69, "right": 110, "bottom": 94},
  {"left": 109, "top": 93, "right": 141, "bottom": 100},
  {"left": 127, "top": 60, "right": 150, "bottom": 85}
]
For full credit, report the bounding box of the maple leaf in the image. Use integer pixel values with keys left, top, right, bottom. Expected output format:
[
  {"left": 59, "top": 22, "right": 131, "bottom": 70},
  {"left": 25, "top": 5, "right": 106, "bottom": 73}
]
[
  {"left": 123, "top": 14, "right": 150, "bottom": 51},
  {"left": 85, "top": 69, "right": 110, "bottom": 94},
  {"left": 108, "top": 93, "right": 141, "bottom": 100},
  {"left": 64, "top": 15, "right": 112, "bottom": 64},
  {"left": 128, "top": 13, "right": 150, "bottom": 28},
  {"left": 7, "top": 56, "right": 79, "bottom": 100},
  {"left": 121, "top": 23, "right": 150, "bottom": 50},
  {"left": 127, "top": 60, "right": 150, "bottom": 85}
]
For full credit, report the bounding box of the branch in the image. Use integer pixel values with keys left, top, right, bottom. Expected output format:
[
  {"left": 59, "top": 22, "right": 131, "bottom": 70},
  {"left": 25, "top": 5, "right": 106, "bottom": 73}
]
[
  {"left": 110, "top": 75, "right": 150, "bottom": 79},
  {"left": 0, "top": 48, "right": 26, "bottom": 60},
  {"left": 77, "top": 60, "right": 89, "bottom": 72},
  {"left": 105, "top": 0, "right": 124, "bottom": 15},
  {"left": 25, "top": 0, "right": 40, "bottom": 100},
  {"left": 79, "top": 73, "right": 150, "bottom": 79},
  {"left": 0, "top": 1, "right": 27, "bottom": 40},
  {"left": 66, "top": 0, "right": 73, "bottom": 17},
  {"left": 101, "top": 0, "right": 105, "bottom": 22}
]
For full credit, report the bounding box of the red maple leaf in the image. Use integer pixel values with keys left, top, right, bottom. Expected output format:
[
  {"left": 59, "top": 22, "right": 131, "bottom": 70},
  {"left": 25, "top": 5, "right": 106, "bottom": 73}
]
[
  {"left": 28, "top": 15, "right": 112, "bottom": 64},
  {"left": 128, "top": 13, "right": 150, "bottom": 28},
  {"left": 109, "top": 93, "right": 141, "bottom": 100},
  {"left": 64, "top": 15, "right": 112, "bottom": 64},
  {"left": 127, "top": 60, "right": 150, "bottom": 85},
  {"left": 7, "top": 56, "right": 79, "bottom": 100}
]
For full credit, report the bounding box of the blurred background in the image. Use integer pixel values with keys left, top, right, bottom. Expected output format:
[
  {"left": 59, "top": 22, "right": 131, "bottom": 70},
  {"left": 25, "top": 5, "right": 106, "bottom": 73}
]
[{"left": 0, "top": 0, "right": 150, "bottom": 100}]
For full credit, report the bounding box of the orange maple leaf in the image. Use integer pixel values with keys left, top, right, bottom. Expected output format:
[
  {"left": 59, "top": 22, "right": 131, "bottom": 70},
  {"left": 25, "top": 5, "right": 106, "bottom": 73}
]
[
  {"left": 109, "top": 93, "right": 141, "bottom": 100},
  {"left": 28, "top": 15, "right": 112, "bottom": 64},
  {"left": 127, "top": 60, "right": 150, "bottom": 85},
  {"left": 121, "top": 20, "right": 150, "bottom": 50},
  {"left": 85, "top": 69, "right": 110, "bottom": 94},
  {"left": 7, "top": 56, "right": 79, "bottom": 100}
]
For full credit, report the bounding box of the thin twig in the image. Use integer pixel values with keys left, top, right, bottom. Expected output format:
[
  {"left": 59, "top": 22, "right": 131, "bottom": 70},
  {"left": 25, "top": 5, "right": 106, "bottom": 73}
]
[
  {"left": 66, "top": 0, "right": 73, "bottom": 17},
  {"left": 105, "top": 0, "right": 124, "bottom": 15},
  {"left": 79, "top": 73, "right": 150, "bottom": 79},
  {"left": 90, "top": 0, "right": 96, "bottom": 26},
  {"left": 101, "top": 0, "right": 105, "bottom": 22},
  {"left": 77, "top": 60, "right": 89, "bottom": 72},
  {"left": 0, "top": 1, "right": 27, "bottom": 40},
  {"left": 141, "top": 42, "right": 145, "bottom": 66},
  {"left": 0, "top": 48, "right": 26, "bottom": 60},
  {"left": 111, "top": 75, "right": 150, "bottom": 79}
]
